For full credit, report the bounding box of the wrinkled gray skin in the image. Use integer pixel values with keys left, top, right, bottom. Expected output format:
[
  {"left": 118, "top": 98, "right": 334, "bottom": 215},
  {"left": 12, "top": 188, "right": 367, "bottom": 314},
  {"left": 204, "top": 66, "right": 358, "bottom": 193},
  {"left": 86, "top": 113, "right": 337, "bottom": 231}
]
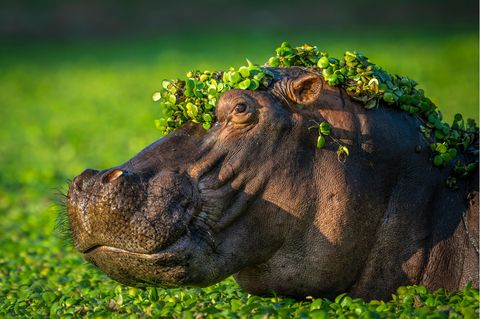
[{"left": 67, "top": 67, "right": 479, "bottom": 300}]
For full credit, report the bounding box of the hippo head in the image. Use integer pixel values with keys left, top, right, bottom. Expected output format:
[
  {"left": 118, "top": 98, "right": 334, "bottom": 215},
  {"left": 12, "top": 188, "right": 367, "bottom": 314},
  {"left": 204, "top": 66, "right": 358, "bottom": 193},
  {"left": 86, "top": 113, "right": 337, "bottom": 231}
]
[
  {"left": 67, "top": 67, "right": 335, "bottom": 287},
  {"left": 67, "top": 67, "right": 474, "bottom": 299}
]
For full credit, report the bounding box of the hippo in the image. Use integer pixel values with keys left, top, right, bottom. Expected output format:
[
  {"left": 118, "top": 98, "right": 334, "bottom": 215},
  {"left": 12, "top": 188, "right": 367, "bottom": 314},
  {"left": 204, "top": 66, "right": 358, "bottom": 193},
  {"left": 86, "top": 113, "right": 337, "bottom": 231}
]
[{"left": 66, "top": 67, "right": 479, "bottom": 301}]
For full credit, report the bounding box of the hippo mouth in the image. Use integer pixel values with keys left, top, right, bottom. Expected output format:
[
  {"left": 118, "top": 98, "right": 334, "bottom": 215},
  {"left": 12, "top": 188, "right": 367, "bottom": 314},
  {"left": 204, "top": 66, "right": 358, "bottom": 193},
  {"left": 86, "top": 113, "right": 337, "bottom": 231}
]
[
  {"left": 82, "top": 245, "right": 177, "bottom": 258},
  {"left": 81, "top": 232, "right": 187, "bottom": 258},
  {"left": 82, "top": 234, "right": 193, "bottom": 287}
]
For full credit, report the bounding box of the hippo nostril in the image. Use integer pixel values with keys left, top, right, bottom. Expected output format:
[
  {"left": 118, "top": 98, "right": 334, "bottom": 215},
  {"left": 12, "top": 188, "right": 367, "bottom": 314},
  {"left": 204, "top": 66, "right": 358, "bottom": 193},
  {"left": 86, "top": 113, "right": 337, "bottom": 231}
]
[
  {"left": 71, "top": 168, "right": 98, "bottom": 191},
  {"left": 103, "top": 169, "right": 124, "bottom": 183},
  {"left": 72, "top": 176, "right": 83, "bottom": 191}
]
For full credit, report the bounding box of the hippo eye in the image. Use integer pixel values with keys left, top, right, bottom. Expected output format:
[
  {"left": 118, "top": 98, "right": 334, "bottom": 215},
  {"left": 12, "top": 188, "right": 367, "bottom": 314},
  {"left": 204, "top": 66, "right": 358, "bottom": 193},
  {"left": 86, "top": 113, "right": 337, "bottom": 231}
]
[{"left": 234, "top": 103, "right": 247, "bottom": 113}]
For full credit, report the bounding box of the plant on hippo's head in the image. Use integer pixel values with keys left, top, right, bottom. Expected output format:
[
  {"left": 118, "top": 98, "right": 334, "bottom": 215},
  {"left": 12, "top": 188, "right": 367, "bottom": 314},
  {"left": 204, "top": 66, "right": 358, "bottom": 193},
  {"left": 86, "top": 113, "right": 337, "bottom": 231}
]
[
  {"left": 152, "top": 60, "right": 273, "bottom": 133},
  {"left": 152, "top": 42, "right": 478, "bottom": 184}
]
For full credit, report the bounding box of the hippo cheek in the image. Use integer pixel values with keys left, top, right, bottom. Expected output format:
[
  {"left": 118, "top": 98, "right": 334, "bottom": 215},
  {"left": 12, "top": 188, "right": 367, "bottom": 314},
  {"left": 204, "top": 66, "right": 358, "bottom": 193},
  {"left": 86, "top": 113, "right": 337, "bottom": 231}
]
[{"left": 83, "top": 235, "right": 193, "bottom": 287}]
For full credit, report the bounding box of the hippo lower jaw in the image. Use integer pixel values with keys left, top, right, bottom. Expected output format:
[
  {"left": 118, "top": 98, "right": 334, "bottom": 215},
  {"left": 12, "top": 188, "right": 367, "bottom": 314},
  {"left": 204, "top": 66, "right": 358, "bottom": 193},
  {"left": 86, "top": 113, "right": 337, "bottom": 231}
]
[{"left": 83, "top": 234, "right": 194, "bottom": 287}]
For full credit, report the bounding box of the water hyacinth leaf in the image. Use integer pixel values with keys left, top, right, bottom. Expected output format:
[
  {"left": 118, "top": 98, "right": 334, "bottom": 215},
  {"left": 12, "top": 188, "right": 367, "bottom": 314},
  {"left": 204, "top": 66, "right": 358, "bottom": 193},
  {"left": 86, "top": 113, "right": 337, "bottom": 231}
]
[
  {"left": 328, "top": 74, "right": 339, "bottom": 86},
  {"left": 186, "top": 79, "right": 195, "bottom": 90},
  {"left": 186, "top": 103, "right": 198, "bottom": 118},
  {"left": 336, "top": 146, "right": 350, "bottom": 162},
  {"left": 239, "top": 66, "right": 250, "bottom": 78},
  {"left": 248, "top": 79, "right": 259, "bottom": 90},
  {"left": 238, "top": 79, "right": 251, "bottom": 90},
  {"left": 435, "top": 143, "right": 448, "bottom": 154},
  {"left": 152, "top": 92, "right": 161, "bottom": 102},
  {"left": 229, "top": 71, "right": 241, "bottom": 84},
  {"left": 317, "top": 56, "right": 330, "bottom": 68},
  {"left": 253, "top": 72, "right": 265, "bottom": 81},
  {"left": 427, "top": 114, "right": 437, "bottom": 124},
  {"left": 162, "top": 80, "right": 171, "bottom": 89},
  {"left": 434, "top": 130, "right": 445, "bottom": 139},
  {"left": 368, "top": 78, "right": 379, "bottom": 93},
  {"left": 309, "top": 310, "right": 329, "bottom": 319},
  {"left": 433, "top": 155, "right": 444, "bottom": 167},
  {"left": 466, "top": 163, "right": 477, "bottom": 171},
  {"left": 208, "top": 85, "right": 217, "bottom": 95},
  {"left": 448, "top": 148, "right": 457, "bottom": 158},
  {"left": 365, "top": 98, "right": 378, "bottom": 110},
  {"left": 155, "top": 118, "right": 166, "bottom": 128},
  {"left": 316, "top": 135, "right": 326, "bottom": 149},
  {"left": 319, "top": 121, "right": 331, "bottom": 136},
  {"left": 383, "top": 92, "right": 395, "bottom": 104},
  {"left": 202, "top": 113, "right": 213, "bottom": 122},
  {"left": 322, "top": 68, "right": 332, "bottom": 77},
  {"left": 222, "top": 71, "right": 230, "bottom": 83},
  {"left": 248, "top": 65, "right": 263, "bottom": 75}
]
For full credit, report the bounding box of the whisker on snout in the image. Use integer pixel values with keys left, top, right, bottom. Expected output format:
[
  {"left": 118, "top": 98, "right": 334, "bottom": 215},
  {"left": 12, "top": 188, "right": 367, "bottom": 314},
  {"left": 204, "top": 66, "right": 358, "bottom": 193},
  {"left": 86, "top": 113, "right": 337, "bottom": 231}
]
[{"left": 52, "top": 182, "right": 74, "bottom": 248}]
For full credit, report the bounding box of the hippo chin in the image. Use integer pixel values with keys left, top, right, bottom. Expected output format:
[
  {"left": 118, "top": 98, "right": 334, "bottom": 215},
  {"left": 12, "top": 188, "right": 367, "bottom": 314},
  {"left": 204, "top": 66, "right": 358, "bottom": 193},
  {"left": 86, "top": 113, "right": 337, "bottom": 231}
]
[{"left": 66, "top": 67, "right": 479, "bottom": 300}]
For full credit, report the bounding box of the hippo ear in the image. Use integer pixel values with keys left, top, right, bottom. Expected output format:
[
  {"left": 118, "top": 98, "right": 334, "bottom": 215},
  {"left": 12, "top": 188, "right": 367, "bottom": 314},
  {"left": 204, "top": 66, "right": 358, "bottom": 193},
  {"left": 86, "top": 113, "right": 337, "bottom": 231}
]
[{"left": 287, "top": 73, "right": 323, "bottom": 105}]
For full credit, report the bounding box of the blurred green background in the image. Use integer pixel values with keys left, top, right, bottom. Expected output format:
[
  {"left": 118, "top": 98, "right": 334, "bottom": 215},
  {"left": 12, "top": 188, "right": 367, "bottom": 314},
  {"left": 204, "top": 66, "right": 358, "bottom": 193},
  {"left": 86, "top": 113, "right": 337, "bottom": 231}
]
[{"left": 0, "top": 0, "right": 478, "bottom": 317}]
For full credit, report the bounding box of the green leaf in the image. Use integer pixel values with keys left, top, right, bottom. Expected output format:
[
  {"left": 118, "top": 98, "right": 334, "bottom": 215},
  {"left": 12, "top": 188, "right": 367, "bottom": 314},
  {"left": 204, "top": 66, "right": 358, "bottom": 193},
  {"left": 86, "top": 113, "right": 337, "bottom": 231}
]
[
  {"left": 335, "top": 293, "right": 347, "bottom": 304},
  {"left": 317, "top": 56, "right": 330, "bottom": 68},
  {"left": 383, "top": 92, "right": 395, "bottom": 104},
  {"left": 186, "top": 79, "right": 195, "bottom": 90},
  {"left": 186, "top": 103, "right": 198, "bottom": 118},
  {"left": 434, "top": 130, "right": 445, "bottom": 139},
  {"left": 238, "top": 79, "right": 251, "bottom": 90},
  {"left": 336, "top": 146, "right": 350, "bottom": 161},
  {"left": 229, "top": 71, "right": 241, "bottom": 84},
  {"left": 316, "top": 135, "right": 326, "bottom": 149},
  {"left": 364, "top": 98, "right": 378, "bottom": 110},
  {"left": 268, "top": 57, "right": 280, "bottom": 67},
  {"left": 42, "top": 292, "right": 56, "bottom": 303},
  {"left": 319, "top": 121, "right": 331, "bottom": 136},
  {"left": 435, "top": 143, "right": 448, "bottom": 154},
  {"left": 310, "top": 299, "right": 324, "bottom": 310},
  {"left": 152, "top": 92, "right": 161, "bottom": 102},
  {"left": 162, "top": 80, "right": 171, "bottom": 89},
  {"left": 248, "top": 79, "right": 260, "bottom": 90},
  {"left": 202, "top": 113, "right": 213, "bottom": 122},
  {"left": 447, "top": 148, "right": 457, "bottom": 158},
  {"left": 239, "top": 66, "right": 250, "bottom": 78},
  {"left": 208, "top": 85, "right": 217, "bottom": 95},
  {"left": 309, "top": 310, "right": 328, "bottom": 319},
  {"left": 433, "top": 155, "right": 444, "bottom": 167},
  {"left": 466, "top": 163, "right": 477, "bottom": 172}
]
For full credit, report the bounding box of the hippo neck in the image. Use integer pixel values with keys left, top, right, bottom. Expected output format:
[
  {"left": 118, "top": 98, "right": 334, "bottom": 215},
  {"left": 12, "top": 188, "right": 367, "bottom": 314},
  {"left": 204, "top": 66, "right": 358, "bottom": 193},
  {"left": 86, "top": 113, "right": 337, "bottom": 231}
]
[
  {"left": 420, "top": 188, "right": 479, "bottom": 292},
  {"left": 349, "top": 171, "right": 479, "bottom": 300}
]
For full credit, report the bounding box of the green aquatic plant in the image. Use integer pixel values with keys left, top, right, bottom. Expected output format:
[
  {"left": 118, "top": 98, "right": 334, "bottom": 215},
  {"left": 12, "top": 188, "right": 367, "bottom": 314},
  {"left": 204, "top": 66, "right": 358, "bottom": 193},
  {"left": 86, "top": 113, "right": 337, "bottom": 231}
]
[{"left": 153, "top": 42, "right": 478, "bottom": 184}]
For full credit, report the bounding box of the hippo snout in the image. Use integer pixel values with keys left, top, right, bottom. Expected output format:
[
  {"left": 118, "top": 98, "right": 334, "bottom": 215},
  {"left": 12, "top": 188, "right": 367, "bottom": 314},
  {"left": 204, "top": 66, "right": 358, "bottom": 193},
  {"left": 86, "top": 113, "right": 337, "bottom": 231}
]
[{"left": 67, "top": 167, "right": 199, "bottom": 257}]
